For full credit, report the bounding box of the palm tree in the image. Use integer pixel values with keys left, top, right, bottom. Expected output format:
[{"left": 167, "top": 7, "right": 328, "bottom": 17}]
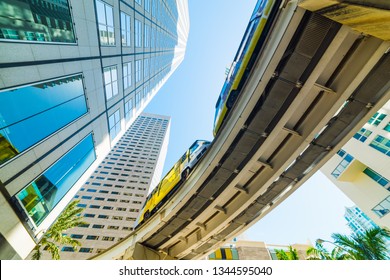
[
  {"left": 331, "top": 227, "right": 390, "bottom": 260},
  {"left": 275, "top": 245, "right": 300, "bottom": 260},
  {"left": 31, "top": 200, "right": 86, "bottom": 260},
  {"left": 306, "top": 242, "right": 351, "bottom": 260}
]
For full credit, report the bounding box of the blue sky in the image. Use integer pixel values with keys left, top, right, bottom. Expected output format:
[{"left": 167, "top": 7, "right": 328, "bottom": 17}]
[{"left": 146, "top": 0, "right": 354, "bottom": 246}]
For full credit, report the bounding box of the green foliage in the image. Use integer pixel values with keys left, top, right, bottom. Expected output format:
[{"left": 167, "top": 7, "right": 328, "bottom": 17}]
[
  {"left": 31, "top": 200, "right": 85, "bottom": 260},
  {"left": 331, "top": 227, "right": 390, "bottom": 260},
  {"left": 306, "top": 243, "right": 351, "bottom": 260},
  {"left": 275, "top": 246, "right": 300, "bottom": 260},
  {"left": 307, "top": 227, "right": 390, "bottom": 260}
]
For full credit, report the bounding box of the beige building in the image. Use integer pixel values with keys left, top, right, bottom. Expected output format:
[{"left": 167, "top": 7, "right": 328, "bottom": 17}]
[
  {"left": 208, "top": 240, "right": 310, "bottom": 260},
  {"left": 321, "top": 100, "right": 390, "bottom": 229}
]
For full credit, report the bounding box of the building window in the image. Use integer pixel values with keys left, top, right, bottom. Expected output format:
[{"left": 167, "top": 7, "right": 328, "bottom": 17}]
[
  {"left": 144, "top": 58, "right": 149, "bottom": 79},
  {"left": 135, "top": 91, "right": 141, "bottom": 108},
  {"left": 102, "top": 236, "right": 115, "bottom": 241},
  {"left": 331, "top": 154, "right": 354, "bottom": 179},
  {"left": 135, "top": 19, "right": 142, "bottom": 47},
  {"left": 61, "top": 247, "right": 74, "bottom": 252},
  {"left": 77, "top": 204, "right": 87, "bottom": 208},
  {"left": 135, "top": 60, "right": 142, "bottom": 83},
  {"left": 0, "top": 75, "right": 87, "bottom": 165},
  {"left": 384, "top": 122, "right": 390, "bottom": 132},
  {"left": 363, "top": 168, "right": 390, "bottom": 190},
  {"left": 15, "top": 134, "right": 96, "bottom": 226},
  {"left": 84, "top": 214, "right": 95, "bottom": 218},
  {"left": 151, "top": 0, "right": 157, "bottom": 17},
  {"left": 120, "top": 12, "right": 131, "bottom": 46},
  {"left": 125, "top": 99, "right": 134, "bottom": 121},
  {"left": 79, "top": 248, "right": 93, "bottom": 253},
  {"left": 145, "top": 0, "right": 151, "bottom": 12},
  {"left": 78, "top": 223, "right": 89, "bottom": 228},
  {"left": 372, "top": 196, "right": 390, "bottom": 218},
  {"left": 123, "top": 62, "right": 132, "bottom": 89},
  {"left": 103, "top": 66, "right": 118, "bottom": 100},
  {"left": 98, "top": 214, "right": 109, "bottom": 219},
  {"left": 369, "top": 135, "right": 390, "bottom": 157},
  {"left": 108, "top": 225, "right": 119, "bottom": 230},
  {"left": 86, "top": 235, "right": 99, "bottom": 240},
  {"left": 96, "top": 0, "right": 115, "bottom": 45},
  {"left": 353, "top": 127, "right": 372, "bottom": 143},
  {"left": 368, "top": 112, "right": 387, "bottom": 126},
  {"left": 0, "top": 0, "right": 76, "bottom": 43},
  {"left": 70, "top": 234, "right": 83, "bottom": 239},
  {"left": 109, "top": 110, "right": 121, "bottom": 140},
  {"left": 144, "top": 24, "right": 150, "bottom": 48},
  {"left": 92, "top": 224, "right": 104, "bottom": 229}
]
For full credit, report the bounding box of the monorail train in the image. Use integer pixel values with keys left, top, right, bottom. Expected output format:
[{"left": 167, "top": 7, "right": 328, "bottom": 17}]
[
  {"left": 213, "top": 0, "right": 281, "bottom": 136},
  {"left": 135, "top": 140, "right": 211, "bottom": 227}
]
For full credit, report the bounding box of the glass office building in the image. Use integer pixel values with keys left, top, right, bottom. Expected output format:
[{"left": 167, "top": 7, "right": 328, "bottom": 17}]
[{"left": 0, "top": 0, "right": 189, "bottom": 259}]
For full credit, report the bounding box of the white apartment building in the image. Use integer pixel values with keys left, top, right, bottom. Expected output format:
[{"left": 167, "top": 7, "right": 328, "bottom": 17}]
[{"left": 322, "top": 100, "right": 390, "bottom": 229}]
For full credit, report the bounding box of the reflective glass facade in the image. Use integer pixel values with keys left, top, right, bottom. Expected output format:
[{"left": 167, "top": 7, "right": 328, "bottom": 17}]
[
  {"left": 0, "top": 75, "right": 87, "bottom": 165},
  {"left": 0, "top": 0, "right": 76, "bottom": 43},
  {"left": 16, "top": 134, "right": 96, "bottom": 226}
]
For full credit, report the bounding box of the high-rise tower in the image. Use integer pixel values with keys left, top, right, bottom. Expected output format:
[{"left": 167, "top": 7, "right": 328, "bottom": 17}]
[
  {"left": 0, "top": 0, "right": 189, "bottom": 259},
  {"left": 43, "top": 112, "right": 170, "bottom": 259}
]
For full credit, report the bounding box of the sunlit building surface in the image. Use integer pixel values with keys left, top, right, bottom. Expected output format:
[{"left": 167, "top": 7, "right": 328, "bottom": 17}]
[
  {"left": 322, "top": 100, "right": 390, "bottom": 230},
  {"left": 0, "top": 0, "right": 189, "bottom": 259}
]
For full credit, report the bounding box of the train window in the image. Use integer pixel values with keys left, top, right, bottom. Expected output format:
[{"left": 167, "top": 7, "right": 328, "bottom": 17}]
[
  {"left": 181, "top": 153, "right": 187, "bottom": 163},
  {"left": 189, "top": 142, "right": 200, "bottom": 154}
]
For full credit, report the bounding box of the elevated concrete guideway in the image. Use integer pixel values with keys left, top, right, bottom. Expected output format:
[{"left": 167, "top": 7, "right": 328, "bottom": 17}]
[{"left": 93, "top": 1, "right": 390, "bottom": 260}]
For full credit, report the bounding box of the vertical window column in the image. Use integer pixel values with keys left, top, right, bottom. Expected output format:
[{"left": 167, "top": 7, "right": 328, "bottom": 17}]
[
  {"left": 135, "top": 19, "right": 142, "bottom": 47},
  {"left": 125, "top": 99, "right": 134, "bottom": 121},
  {"left": 96, "top": 0, "right": 115, "bottom": 46},
  {"left": 123, "top": 62, "right": 132, "bottom": 90},
  {"left": 109, "top": 110, "right": 121, "bottom": 140},
  {"left": 135, "top": 60, "right": 142, "bottom": 83},
  {"left": 120, "top": 12, "right": 131, "bottom": 46},
  {"left": 103, "top": 66, "right": 118, "bottom": 100}
]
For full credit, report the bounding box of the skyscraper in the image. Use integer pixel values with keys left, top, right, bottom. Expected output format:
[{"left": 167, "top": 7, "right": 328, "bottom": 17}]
[
  {"left": 344, "top": 205, "right": 378, "bottom": 235},
  {"left": 321, "top": 100, "right": 390, "bottom": 230},
  {"left": 0, "top": 0, "right": 189, "bottom": 259},
  {"left": 39, "top": 112, "right": 170, "bottom": 260},
  {"left": 344, "top": 205, "right": 390, "bottom": 249}
]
